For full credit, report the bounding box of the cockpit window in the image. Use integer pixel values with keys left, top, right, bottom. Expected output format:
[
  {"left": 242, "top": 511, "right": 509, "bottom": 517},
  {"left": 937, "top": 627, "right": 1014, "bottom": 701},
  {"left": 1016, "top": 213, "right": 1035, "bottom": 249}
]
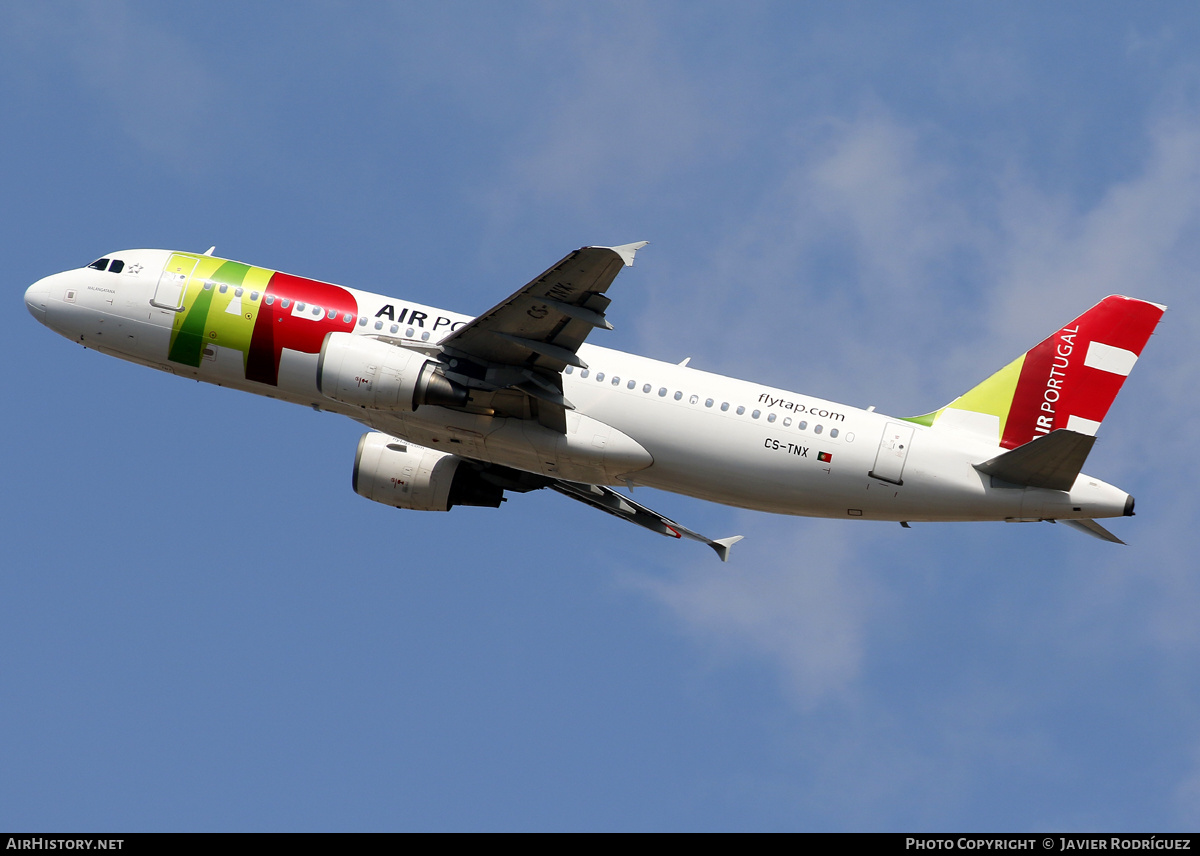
[{"left": 87, "top": 258, "right": 126, "bottom": 273}]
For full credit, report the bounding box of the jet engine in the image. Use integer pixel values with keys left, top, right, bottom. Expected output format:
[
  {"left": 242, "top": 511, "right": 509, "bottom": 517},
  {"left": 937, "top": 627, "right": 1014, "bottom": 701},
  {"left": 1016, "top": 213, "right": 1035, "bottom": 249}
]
[
  {"left": 352, "top": 431, "right": 503, "bottom": 511},
  {"left": 318, "top": 332, "right": 467, "bottom": 411}
]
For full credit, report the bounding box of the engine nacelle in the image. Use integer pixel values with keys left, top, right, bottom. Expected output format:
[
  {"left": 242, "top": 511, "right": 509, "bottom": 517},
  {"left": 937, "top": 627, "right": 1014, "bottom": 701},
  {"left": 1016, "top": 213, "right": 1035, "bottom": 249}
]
[
  {"left": 318, "top": 332, "right": 467, "bottom": 411},
  {"left": 352, "top": 431, "right": 503, "bottom": 511}
]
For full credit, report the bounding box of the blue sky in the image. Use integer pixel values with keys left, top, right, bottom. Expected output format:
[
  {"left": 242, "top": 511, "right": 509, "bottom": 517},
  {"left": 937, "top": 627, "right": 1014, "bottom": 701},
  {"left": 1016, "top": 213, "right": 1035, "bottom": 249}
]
[{"left": 4, "top": 1, "right": 1200, "bottom": 831}]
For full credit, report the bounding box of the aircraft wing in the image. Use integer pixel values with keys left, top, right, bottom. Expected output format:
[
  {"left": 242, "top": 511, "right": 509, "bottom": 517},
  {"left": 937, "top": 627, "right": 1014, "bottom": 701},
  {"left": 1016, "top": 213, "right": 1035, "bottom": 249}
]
[
  {"left": 452, "top": 457, "right": 741, "bottom": 561},
  {"left": 438, "top": 243, "right": 646, "bottom": 432},
  {"left": 441, "top": 242, "right": 643, "bottom": 369},
  {"left": 550, "top": 479, "right": 743, "bottom": 562}
]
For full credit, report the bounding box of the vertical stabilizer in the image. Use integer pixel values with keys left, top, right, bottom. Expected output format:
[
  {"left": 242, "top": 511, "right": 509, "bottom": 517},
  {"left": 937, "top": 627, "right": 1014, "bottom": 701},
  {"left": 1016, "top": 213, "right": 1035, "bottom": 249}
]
[{"left": 907, "top": 296, "right": 1166, "bottom": 449}]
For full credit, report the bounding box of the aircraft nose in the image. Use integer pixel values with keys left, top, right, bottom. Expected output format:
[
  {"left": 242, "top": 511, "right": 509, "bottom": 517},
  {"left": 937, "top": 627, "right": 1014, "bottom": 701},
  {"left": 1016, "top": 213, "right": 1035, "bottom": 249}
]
[{"left": 24, "top": 278, "right": 51, "bottom": 323}]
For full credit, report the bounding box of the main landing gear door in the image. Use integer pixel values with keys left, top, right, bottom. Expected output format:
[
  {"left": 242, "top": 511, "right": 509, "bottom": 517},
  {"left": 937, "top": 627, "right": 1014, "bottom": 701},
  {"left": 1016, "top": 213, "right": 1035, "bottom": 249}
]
[
  {"left": 870, "top": 422, "right": 915, "bottom": 485},
  {"left": 151, "top": 253, "right": 198, "bottom": 311}
]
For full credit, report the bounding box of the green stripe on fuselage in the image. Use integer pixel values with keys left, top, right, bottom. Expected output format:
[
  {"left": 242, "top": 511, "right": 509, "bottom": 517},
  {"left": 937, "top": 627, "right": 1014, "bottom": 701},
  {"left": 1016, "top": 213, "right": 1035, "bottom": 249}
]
[
  {"left": 168, "top": 260, "right": 257, "bottom": 368},
  {"left": 169, "top": 279, "right": 214, "bottom": 366},
  {"left": 204, "top": 261, "right": 256, "bottom": 362}
]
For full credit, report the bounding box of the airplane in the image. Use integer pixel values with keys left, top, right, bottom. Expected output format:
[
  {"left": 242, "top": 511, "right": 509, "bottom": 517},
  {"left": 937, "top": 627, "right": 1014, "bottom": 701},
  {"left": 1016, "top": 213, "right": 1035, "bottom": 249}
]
[{"left": 23, "top": 243, "right": 1166, "bottom": 560}]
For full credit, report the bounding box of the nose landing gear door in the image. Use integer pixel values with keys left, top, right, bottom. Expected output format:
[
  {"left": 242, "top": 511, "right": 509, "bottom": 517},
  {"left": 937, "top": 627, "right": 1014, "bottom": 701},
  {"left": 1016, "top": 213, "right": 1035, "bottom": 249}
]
[
  {"left": 151, "top": 253, "right": 198, "bottom": 311},
  {"left": 870, "top": 422, "right": 915, "bottom": 485}
]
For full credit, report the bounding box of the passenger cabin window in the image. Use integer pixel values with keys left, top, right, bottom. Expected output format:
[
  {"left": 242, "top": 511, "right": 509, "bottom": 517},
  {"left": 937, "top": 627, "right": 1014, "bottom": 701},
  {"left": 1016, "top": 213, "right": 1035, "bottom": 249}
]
[
  {"left": 627, "top": 380, "right": 636, "bottom": 390},
  {"left": 830, "top": 428, "right": 839, "bottom": 439},
  {"left": 736, "top": 406, "right": 745, "bottom": 415},
  {"left": 565, "top": 366, "right": 574, "bottom": 374}
]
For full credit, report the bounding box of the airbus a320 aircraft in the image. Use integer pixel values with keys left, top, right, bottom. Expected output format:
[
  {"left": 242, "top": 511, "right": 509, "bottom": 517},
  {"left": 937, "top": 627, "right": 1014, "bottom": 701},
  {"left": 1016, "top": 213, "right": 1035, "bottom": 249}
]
[{"left": 24, "top": 243, "right": 1165, "bottom": 559}]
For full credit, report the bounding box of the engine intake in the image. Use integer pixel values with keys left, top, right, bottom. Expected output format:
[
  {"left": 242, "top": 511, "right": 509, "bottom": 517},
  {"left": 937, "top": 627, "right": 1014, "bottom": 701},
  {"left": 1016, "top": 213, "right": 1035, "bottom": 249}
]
[
  {"left": 318, "top": 332, "right": 467, "bottom": 411},
  {"left": 352, "top": 431, "right": 503, "bottom": 511}
]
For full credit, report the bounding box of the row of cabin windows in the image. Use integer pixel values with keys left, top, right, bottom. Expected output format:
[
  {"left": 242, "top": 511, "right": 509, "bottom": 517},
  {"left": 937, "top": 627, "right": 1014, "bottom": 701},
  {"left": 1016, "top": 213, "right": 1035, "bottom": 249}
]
[
  {"left": 363, "top": 317, "right": 432, "bottom": 340},
  {"left": 563, "top": 365, "right": 841, "bottom": 438},
  {"left": 201, "top": 281, "right": 437, "bottom": 341}
]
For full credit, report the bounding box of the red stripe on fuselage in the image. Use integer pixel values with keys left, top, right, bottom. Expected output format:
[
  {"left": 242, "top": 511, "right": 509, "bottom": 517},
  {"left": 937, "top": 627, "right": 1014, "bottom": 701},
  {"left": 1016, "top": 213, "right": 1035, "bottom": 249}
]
[{"left": 246, "top": 272, "right": 359, "bottom": 386}]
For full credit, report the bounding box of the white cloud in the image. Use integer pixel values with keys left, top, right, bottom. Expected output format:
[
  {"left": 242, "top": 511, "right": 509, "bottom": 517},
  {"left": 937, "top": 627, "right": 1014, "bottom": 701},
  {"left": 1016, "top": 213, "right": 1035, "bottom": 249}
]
[
  {"left": 989, "top": 114, "right": 1200, "bottom": 347},
  {"left": 621, "top": 88, "right": 1200, "bottom": 824},
  {"left": 629, "top": 517, "right": 882, "bottom": 710},
  {"left": 632, "top": 107, "right": 988, "bottom": 411}
]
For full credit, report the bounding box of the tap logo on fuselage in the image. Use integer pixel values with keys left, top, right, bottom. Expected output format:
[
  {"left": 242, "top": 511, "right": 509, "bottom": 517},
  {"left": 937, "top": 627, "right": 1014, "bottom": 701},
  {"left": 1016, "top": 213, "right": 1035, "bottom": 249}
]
[{"left": 167, "top": 258, "right": 358, "bottom": 387}]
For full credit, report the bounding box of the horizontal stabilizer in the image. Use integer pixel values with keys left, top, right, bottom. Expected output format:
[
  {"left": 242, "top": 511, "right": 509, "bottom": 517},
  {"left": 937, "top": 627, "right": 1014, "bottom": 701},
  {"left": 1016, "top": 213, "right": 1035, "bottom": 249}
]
[
  {"left": 975, "top": 429, "right": 1095, "bottom": 491},
  {"left": 1061, "top": 518, "right": 1126, "bottom": 545}
]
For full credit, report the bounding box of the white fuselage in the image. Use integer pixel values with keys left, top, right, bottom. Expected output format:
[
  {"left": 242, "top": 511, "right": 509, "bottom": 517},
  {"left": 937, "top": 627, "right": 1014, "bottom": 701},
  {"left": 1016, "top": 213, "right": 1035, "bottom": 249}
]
[{"left": 24, "top": 249, "right": 1133, "bottom": 525}]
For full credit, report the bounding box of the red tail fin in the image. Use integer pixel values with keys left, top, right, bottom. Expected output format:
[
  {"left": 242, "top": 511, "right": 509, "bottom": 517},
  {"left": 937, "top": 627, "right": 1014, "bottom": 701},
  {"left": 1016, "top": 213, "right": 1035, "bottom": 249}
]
[
  {"left": 908, "top": 296, "right": 1166, "bottom": 449},
  {"left": 1001, "top": 296, "right": 1165, "bottom": 448}
]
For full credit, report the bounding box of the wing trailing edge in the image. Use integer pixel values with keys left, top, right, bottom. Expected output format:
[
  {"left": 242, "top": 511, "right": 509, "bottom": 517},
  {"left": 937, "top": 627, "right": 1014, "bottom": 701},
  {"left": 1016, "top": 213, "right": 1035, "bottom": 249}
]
[{"left": 550, "top": 480, "right": 742, "bottom": 561}]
